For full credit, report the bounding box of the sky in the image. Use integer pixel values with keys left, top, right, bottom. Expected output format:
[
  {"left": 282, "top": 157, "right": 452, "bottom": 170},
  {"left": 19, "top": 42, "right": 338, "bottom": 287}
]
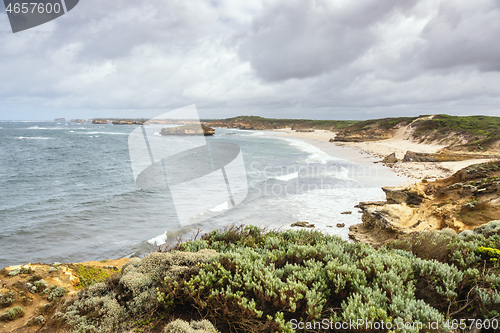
[{"left": 1, "top": 0, "right": 500, "bottom": 121}]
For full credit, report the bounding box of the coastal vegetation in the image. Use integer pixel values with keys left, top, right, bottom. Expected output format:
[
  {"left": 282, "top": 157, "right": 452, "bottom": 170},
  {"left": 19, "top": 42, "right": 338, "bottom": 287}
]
[
  {"left": 411, "top": 114, "right": 500, "bottom": 149},
  {"left": 333, "top": 114, "right": 500, "bottom": 150},
  {"left": 205, "top": 116, "right": 358, "bottom": 130},
  {"left": 7, "top": 224, "right": 492, "bottom": 332},
  {"left": 86, "top": 114, "right": 500, "bottom": 151}
]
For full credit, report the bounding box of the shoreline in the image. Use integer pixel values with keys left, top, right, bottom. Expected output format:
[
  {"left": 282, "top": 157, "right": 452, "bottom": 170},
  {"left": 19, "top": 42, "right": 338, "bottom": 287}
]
[{"left": 272, "top": 128, "right": 495, "bottom": 184}]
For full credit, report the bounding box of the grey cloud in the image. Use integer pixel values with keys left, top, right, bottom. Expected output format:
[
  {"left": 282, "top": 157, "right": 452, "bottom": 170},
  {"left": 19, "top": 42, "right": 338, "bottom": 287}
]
[
  {"left": 1, "top": 0, "right": 500, "bottom": 121},
  {"left": 238, "top": 0, "right": 418, "bottom": 82},
  {"left": 418, "top": 0, "right": 500, "bottom": 71},
  {"left": 50, "top": 0, "right": 220, "bottom": 61}
]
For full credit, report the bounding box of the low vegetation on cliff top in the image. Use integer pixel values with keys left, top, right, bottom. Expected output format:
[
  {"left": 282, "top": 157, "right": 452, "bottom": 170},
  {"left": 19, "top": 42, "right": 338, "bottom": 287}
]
[
  {"left": 333, "top": 114, "right": 500, "bottom": 149},
  {"left": 32, "top": 224, "right": 500, "bottom": 332},
  {"left": 412, "top": 114, "right": 500, "bottom": 149},
  {"left": 205, "top": 116, "right": 358, "bottom": 130}
]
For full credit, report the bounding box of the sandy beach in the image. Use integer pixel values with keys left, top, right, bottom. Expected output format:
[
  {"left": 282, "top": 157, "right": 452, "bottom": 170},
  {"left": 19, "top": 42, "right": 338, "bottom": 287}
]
[{"left": 273, "top": 128, "right": 494, "bottom": 183}]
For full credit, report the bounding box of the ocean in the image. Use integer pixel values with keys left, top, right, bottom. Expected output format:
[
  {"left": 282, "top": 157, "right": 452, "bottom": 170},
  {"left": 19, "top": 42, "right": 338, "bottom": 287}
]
[{"left": 0, "top": 121, "right": 404, "bottom": 268}]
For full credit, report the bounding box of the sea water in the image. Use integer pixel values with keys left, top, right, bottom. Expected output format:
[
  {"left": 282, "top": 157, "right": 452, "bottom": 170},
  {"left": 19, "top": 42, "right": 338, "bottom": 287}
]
[{"left": 0, "top": 121, "right": 403, "bottom": 268}]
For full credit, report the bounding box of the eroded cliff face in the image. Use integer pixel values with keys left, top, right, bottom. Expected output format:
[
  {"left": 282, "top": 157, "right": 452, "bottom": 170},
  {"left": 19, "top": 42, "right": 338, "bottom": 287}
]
[
  {"left": 350, "top": 161, "right": 500, "bottom": 247},
  {"left": 403, "top": 150, "right": 499, "bottom": 162}
]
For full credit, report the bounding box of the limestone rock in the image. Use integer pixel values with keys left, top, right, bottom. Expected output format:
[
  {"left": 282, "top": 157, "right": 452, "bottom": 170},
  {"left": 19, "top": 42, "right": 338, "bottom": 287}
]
[
  {"left": 291, "top": 221, "right": 315, "bottom": 228},
  {"left": 160, "top": 124, "right": 215, "bottom": 136},
  {"left": 351, "top": 160, "right": 500, "bottom": 248},
  {"left": 382, "top": 153, "right": 398, "bottom": 164},
  {"left": 336, "top": 223, "right": 345, "bottom": 228},
  {"left": 474, "top": 220, "right": 500, "bottom": 236}
]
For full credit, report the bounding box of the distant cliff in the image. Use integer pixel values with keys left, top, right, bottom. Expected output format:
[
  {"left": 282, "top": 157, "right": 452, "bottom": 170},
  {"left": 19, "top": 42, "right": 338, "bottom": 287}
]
[
  {"left": 160, "top": 124, "right": 215, "bottom": 136},
  {"left": 205, "top": 116, "right": 357, "bottom": 131}
]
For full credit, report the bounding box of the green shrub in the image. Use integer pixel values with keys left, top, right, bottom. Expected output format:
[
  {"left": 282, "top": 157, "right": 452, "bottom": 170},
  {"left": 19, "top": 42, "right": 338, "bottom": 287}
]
[
  {"left": 56, "top": 226, "right": 500, "bottom": 332},
  {"left": 0, "top": 292, "right": 16, "bottom": 308},
  {"left": 0, "top": 306, "right": 25, "bottom": 321},
  {"left": 48, "top": 286, "right": 68, "bottom": 302},
  {"left": 8, "top": 266, "right": 34, "bottom": 276}
]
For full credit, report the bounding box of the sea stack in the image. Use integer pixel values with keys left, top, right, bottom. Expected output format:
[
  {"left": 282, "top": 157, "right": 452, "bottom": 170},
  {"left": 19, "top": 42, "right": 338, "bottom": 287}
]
[{"left": 160, "top": 124, "right": 215, "bottom": 136}]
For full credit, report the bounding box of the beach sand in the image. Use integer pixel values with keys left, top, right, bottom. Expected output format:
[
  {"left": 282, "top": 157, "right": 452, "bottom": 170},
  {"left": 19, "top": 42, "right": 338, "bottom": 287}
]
[{"left": 273, "top": 128, "right": 494, "bottom": 184}]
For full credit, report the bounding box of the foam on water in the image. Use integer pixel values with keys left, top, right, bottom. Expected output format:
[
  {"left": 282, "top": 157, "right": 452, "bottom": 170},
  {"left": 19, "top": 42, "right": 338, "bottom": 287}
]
[
  {"left": 209, "top": 201, "right": 230, "bottom": 212},
  {"left": 274, "top": 172, "right": 299, "bottom": 181},
  {"left": 148, "top": 231, "right": 168, "bottom": 246},
  {"left": 85, "top": 131, "right": 128, "bottom": 135},
  {"left": 319, "top": 167, "right": 353, "bottom": 180},
  {"left": 15, "top": 136, "right": 51, "bottom": 140},
  {"left": 281, "top": 138, "right": 341, "bottom": 164}
]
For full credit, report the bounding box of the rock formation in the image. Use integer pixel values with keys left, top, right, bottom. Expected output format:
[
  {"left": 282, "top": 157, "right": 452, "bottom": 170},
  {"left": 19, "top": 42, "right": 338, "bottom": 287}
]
[
  {"left": 160, "top": 124, "right": 215, "bottom": 136},
  {"left": 382, "top": 153, "right": 398, "bottom": 164},
  {"left": 333, "top": 129, "right": 393, "bottom": 142},
  {"left": 349, "top": 161, "right": 500, "bottom": 247},
  {"left": 91, "top": 119, "right": 109, "bottom": 124},
  {"left": 403, "top": 150, "right": 499, "bottom": 162},
  {"left": 291, "top": 221, "right": 315, "bottom": 228}
]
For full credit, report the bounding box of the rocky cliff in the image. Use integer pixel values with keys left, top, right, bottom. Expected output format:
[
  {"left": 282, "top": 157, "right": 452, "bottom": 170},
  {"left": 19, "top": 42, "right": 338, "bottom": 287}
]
[
  {"left": 350, "top": 160, "right": 500, "bottom": 247},
  {"left": 403, "top": 150, "right": 500, "bottom": 162},
  {"left": 160, "top": 124, "right": 215, "bottom": 136},
  {"left": 332, "top": 115, "right": 500, "bottom": 153}
]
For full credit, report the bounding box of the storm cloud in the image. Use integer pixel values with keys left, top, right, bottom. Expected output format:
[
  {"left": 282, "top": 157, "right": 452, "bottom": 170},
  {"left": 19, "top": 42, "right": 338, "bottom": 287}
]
[{"left": 0, "top": 0, "right": 499, "bottom": 120}]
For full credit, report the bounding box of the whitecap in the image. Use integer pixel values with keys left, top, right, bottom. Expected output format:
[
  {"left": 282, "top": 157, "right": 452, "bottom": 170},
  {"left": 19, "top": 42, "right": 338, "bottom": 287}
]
[
  {"left": 148, "top": 231, "right": 168, "bottom": 246},
  {"left": 85, "top": 131, "right": 128, "bottom": 135},
  {"left": 15, "top": 136, "right": 51, "bottom": 140},
  {"left": 274, "top": 172, "right": 299, "bottom": 181},
  {"left": 209, "top": 201, "right": 230, "bottom": 213}
]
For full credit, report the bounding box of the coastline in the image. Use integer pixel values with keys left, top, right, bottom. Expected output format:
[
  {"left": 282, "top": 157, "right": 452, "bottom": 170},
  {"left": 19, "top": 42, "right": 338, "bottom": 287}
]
[
  {"left": 2, "top": 126, "right": 499, "bottom": 332},
  {"left": 272, "top": 128, "right": 495, "bottom": 184}
]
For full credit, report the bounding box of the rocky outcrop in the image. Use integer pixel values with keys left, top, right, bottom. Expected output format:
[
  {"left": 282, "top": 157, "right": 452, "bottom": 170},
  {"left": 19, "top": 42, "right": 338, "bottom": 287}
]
[
  {"left": 333, "top": 130, "right": 393, "bottom": 142},
  {"left": 349, "top": 160, "right": 500, "bottom": 247},
  {"left": 382, "top": 153, "right": 398, "bottom": 164},
  {"left": 403, "top": 150, "right": 499, "bottom": 162},
  {"left": 291, "top": 221, "right": 315, "bottom": 228},
  {"left": 295, "top": 129, "right": 315, "bottom": 132},
  {"left": 91, "top": 119, "right": 109, "bottom": 124},
  {"left": 112, "top": 120, "right": 145, "bottom": 125},
  {"left": 160, "top": 124, "right": 215, "bottom": 136}
]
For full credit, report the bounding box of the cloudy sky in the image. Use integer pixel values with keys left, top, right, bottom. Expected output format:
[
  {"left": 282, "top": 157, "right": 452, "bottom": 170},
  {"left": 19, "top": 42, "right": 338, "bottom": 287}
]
[{"left": 1, "top": 0, "right": 500, "bottom": 120}]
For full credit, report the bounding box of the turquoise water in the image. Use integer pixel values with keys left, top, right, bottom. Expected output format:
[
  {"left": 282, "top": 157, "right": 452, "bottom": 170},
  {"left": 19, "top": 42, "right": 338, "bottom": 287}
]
[{"left": 0, "top": 121, "right": 401, "bottom": 268}]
